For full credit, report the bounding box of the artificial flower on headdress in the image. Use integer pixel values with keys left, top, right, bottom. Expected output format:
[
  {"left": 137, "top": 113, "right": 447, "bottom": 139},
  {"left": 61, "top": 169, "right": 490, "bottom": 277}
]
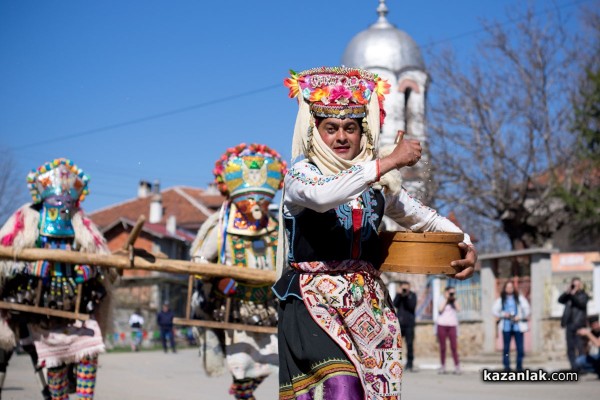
[
  {"left": 284, "top": 66, "right": 389, "bottom": 126},
  {"left": 376, "top": 79, "right": 391, "bottom": 101},
  {"left": 309, "top": 87, "right": 330, "bottom": 103},
  {"left": 26, "top": 158, "right": 90, "bottom": 204},
  {"left": 284, "top": 70, "right": 302, "bottom": 98},
  {"left": 213, "top": 143, "right": 287, "bottom": 200}
]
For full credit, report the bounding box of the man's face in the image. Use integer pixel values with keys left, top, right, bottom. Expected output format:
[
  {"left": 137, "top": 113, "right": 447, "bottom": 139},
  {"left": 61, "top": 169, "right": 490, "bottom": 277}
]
[
  {"left": 401, "top": 283, "right": 410, "bottom": 293},
  {"left": 317, "top": 117, "right": 362, "bottom": 160},
  {"left": 572, "top": 279, "right": 582, "bottom": 291}
]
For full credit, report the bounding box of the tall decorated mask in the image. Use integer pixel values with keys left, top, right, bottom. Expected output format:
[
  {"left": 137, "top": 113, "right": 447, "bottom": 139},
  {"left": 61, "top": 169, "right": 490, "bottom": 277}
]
[
  {"left": 27, "top": 158, "right": 90, "bottom": 237},
  {"left": 213, "top": 143, "right": 286, "bottom": 229}
]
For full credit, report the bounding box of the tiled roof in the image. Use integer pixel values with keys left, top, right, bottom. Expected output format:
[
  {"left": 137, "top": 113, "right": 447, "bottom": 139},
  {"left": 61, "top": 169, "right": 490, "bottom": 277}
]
[
  {"left": 529, "top": 160, "right": 600, "bottom": 189},
  {"left": 102, "top": 217, "right": 196, "bottom": 242},
  {"left": 89, "top": 186, "right": 225, "bottom": 232}
]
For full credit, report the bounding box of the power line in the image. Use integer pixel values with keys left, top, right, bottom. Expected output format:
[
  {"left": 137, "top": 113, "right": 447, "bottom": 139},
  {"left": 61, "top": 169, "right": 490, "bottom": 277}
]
[
  {"left": 8, "top": 0, "right": 591, "bottom": 152},
  {"left": 420, "top": 0, "right": 593, "bottom": 49},
  {"left": 11, "top": 83, "right": 280, "bottom": 151}
]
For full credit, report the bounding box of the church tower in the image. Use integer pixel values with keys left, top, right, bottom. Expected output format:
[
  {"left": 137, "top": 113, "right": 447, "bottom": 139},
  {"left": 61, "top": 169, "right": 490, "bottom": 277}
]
[{"left": 342, "top": 0, "right": 430, "bottom": 199}]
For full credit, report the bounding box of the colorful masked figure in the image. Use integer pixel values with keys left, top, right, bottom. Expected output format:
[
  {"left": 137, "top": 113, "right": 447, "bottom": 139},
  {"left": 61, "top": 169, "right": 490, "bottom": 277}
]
[
  {"left": 191, "top": 143, "right": 286, "bottom": 400},
  {"left": 0, "top": 158, "right": 112, "bottom": 400}
]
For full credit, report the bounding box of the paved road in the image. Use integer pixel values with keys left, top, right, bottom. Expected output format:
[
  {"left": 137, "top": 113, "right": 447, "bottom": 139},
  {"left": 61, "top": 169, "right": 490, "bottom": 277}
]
[{"left": 1, "top": 348, "right": 597, "bottom": 399}]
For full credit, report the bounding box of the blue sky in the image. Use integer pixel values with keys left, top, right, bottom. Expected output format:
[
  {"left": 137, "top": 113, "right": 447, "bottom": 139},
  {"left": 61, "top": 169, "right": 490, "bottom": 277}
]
[{"left": 0, "top": 0, "right": 590, "bottom": 215}]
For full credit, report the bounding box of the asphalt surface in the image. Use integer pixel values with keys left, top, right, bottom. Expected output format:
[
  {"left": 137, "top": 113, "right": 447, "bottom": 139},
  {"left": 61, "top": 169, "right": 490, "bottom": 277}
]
[{"left": 1, "top": 348, "right": 597, "bottom": 399}]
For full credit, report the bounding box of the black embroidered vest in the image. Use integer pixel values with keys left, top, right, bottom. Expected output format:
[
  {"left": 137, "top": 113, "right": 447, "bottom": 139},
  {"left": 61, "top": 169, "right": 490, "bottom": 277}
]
[{"left": 284, "top": 188, "right": 385, "bottom": 266}]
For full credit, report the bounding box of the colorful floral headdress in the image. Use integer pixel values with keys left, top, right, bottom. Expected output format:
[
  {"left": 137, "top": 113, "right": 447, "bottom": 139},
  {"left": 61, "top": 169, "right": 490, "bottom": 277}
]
[
  {"left": 26, "top": 158, "right": 90, "bottom": 204},
  {"left": 213, "top": 143, "right": 287, "bottom": 199},
  {"left": 284, "top": 67, "right": 390, "bottom": 173},
  {"left": 284, "top": 66, "right": 390, "bottom": 127}
]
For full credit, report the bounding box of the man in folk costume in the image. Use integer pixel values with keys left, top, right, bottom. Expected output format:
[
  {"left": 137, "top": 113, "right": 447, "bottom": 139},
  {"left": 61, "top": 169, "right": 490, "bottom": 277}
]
[
  {"left": 0, "top": 158, "right": 113, "bottom": 400},
  {"left": 273, "top": 67, "right": 477, "bottom": 399},
  {"left": 190, "top": 143, "right": 286, "bottom": 400}
]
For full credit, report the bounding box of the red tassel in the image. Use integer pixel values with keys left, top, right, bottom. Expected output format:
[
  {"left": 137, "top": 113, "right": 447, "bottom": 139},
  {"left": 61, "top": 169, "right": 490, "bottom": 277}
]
[{"left": 0, "top": 210, "right": 24, "bottom": 246}]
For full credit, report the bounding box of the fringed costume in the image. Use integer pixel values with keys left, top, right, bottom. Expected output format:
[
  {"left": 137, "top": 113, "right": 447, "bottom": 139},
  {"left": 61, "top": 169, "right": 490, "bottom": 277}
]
[
  {"left": 0, "top": 158, "right": 113, "bottom": 400},
  {"left": 191, "top": 144, "right": 286, "bottom": 400}
]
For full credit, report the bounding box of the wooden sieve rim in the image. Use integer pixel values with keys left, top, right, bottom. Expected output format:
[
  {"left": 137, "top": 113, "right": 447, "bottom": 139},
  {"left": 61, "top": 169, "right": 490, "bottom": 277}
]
[{"left": 381, "top": 231, "right": 464, "bottom": 243}]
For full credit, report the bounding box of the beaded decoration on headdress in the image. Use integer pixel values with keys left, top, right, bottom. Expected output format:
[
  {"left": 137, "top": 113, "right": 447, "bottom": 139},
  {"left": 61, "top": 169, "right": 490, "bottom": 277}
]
[
  {"left": 213, "top": 143, "right": 287, "bottom": 200},
  {"left": 284, "top": 66, "right": 390, "bottom": 126},
  {"left": 26, "top": 158, "right": 90, "bottom": 204}
]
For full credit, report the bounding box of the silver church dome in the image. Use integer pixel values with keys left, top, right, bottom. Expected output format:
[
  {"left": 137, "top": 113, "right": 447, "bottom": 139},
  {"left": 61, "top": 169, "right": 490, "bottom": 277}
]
[{"left": 341, "top": 1, "right": 425, "bottom": 73}]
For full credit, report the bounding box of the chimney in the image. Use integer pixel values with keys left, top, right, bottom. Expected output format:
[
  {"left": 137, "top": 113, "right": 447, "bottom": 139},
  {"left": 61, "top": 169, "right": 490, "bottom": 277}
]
[
  {"left": 166, "top": 215, "right": 177, "bottom": 235},
  {"left": 149, "top": 180, "right": 163, "bottom": 223},
  {"left": 138, "top": 180, "right": 152, "bottom": 198},
  {"left": 206, "top": 182, "right": 220, "bottom": 195}
]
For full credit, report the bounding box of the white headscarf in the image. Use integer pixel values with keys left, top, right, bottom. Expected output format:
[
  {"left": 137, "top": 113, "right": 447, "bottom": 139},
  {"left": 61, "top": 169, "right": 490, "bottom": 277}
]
[
  {"left": 290, "top": 92, "right": 381, "bottom": 175},
  {"left": 276, "top": 69, "right": 398, "bottom": 279}
]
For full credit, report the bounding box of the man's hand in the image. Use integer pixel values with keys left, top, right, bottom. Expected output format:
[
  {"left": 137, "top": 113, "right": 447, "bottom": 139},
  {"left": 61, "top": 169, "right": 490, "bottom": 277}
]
[
  {"left": 448, "top": 243, "right": 477, "bottom": 280},
  {"left": 577, "top": 327, "right": 591, "bottom": 337},
  {"left": 379, "top": 131, "right": 422, "bottom": 175}
]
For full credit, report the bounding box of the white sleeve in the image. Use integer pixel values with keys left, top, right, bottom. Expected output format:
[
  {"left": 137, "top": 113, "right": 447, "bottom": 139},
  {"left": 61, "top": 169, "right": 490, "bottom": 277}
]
[
  {"left": 284, "top": 160, "right": 378, "bottom": 214},
  {"left": 384, "top": 188, "right": 472, "bottom": 245},
  {"left": 191, "top": 224, "right": 218, "bottom": 262},
  {"left": 520, "top": 296, "right": 531, "bottom": 318},
  {"left": 492, "top": 298, "right": 502, "bottom": 318}
]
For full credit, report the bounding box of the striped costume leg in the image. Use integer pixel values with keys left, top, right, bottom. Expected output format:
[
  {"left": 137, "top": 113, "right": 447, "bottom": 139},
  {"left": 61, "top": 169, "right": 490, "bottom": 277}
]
[
  {"left": 76, "top": 356, "right": 98, "bottom": 399},
  {"left": 47, "top": 365, "right": 69, "bottom": 400},
  {"left": 229, "top": 376, "right": 266, "bottom": 400}
]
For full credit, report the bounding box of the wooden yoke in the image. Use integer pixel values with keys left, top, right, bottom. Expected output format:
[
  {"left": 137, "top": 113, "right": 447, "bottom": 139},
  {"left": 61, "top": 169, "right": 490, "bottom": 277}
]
[
  {"left": 0, "top": 246, "right": 277, "bottom": 332},
  {"left": 0, "top": 247, "right": 276, "bottom": 283},
  {"left": 122, "top": 215, "right": 146, "bottom": 252}
]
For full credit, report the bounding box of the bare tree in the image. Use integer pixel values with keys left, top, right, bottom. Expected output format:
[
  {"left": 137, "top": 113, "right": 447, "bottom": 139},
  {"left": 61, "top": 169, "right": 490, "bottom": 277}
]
[
  {"left": 0, "top": 147, "right": 28, "bottom": 225},
  {"left": 426, "top": 6, "right": 585, "bottom": 251},
  {"left": 553, "top": 4, "right": 600, "bottom": 249}
]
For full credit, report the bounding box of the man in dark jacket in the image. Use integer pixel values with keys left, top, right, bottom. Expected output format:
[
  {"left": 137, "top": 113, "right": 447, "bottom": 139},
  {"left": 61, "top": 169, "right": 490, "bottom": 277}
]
[
  {"left": 157, "top": 303, "right": 176, "bottom": 353},
  {"left": 393, "top": 281, "right": 417, "bottom": 371},
  {"left": 558, "top": 277, "right": 589, "bottom": 370}
]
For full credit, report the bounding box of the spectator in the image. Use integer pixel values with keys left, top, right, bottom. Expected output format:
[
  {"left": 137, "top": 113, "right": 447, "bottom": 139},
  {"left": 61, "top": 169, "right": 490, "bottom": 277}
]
[
  {"left": 393, "top": 281, "right": 417, "bottom": 371},
  {"left": 437, "top": 286, "right": 461, "bottom": 374},
  {"left": 157, "top": 303, "right": 176, "bottom": 353},
  {"left": 129, "top": 308, "right": 144, "bottom": 352},
  {"left": 492, "top": 281, "right": 531, "bottom": 371},
  {"left": 575, "top": 315, "right": 600, "bottom": 378},
  {"left": 558, "top": 277, "right": 589, "bottom": 371}
]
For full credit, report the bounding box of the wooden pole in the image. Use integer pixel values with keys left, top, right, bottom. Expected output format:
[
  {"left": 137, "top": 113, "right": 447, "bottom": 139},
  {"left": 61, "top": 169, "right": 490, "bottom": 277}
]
[
  {"left": 0, "top": 301, "right": 90, "bottom": 321},
  {"left": 74, "top": 283, "right": 83, "bottom": 320},
  {"left": 0, "top": 247, "right": 277, "bottom": 284},
  {"left": 185, "top": 276, "right": 193, "bottom": 320},
  {"left": 122, "top": 215, "right": 146, "bottom": 250},
  {"left": 172, "top": 317, "right": 276, "bottom": 334}
]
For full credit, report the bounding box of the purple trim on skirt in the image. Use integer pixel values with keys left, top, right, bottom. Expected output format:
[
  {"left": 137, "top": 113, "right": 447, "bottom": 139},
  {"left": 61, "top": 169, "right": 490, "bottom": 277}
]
[{"left": 295, "top": 374, "right": 363, "bottom": 400}]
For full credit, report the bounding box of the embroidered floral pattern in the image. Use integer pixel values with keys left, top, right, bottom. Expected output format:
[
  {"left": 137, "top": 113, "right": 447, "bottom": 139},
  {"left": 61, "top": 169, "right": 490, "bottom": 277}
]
[
  {"left": 287, "top": 164, "right": 363, "bottom": 187},
  {"left": 298, "top": 265, "right": 402, "bottom": 400}
]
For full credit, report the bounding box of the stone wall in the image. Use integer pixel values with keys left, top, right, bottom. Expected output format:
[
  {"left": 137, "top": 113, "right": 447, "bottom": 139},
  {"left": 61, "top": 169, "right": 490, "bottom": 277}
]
[
  {"left": 411, "top": 318, "right": 568, "bottom": 361},
  {"left": 541, "top": 318, "right": 567, "bottom": 361},
  {"left": 412, "top": 320, "right": 484, "bottom": 358}
]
